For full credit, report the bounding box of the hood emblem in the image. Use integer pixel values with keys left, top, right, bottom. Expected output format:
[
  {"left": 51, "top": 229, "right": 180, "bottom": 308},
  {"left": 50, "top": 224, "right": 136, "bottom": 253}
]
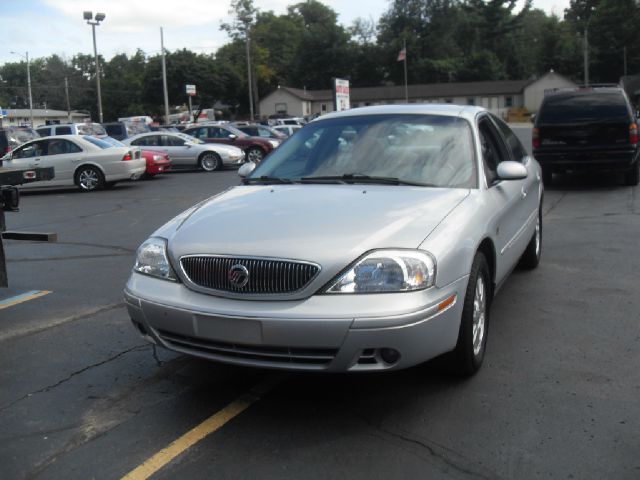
[{"left": 228, "top": 264, "right": 250, "bottom": 288}]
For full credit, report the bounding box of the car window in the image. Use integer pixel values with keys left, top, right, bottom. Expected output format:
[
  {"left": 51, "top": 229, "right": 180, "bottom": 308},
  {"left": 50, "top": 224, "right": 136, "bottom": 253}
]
[
  {"left": 163, "top": 135, "right": 184, "bottom": 147},
  {"left": 12, "top": 140, "right": 47, "bottom": 158},
  {"left": 538, "top": 91, "right": 631, "bottom": 124},
  {"left": 137, "top": 135, "right": 160, "bottom": 147},
  {"left": 186, "top": 127, "right": 206, "bottom": 139},
  {"left": 478, "top": 117, "right": 509, "bottom": 185},
  {"left": 47, "top": 139, "right": 82, "bottom": 155},
  {"left": 208, "top": 127, "right": 229, "bottom": 139},
  {"left": 252, "top": 114, "right": 477, "bottom": 188},
  {"left": 82, "top": 136, "right": 115, "bottom": 149},
  {"left": 37, "top": 127, "right": 52, "bottom": 137},
  {"left": 57, "top": 126, "right": 73, "bottom": 135},
  {"left": 105, "top": 124, "right": 124, "bottom": 137},
  {"left": 491, "top": 115, "right": 527, "bottom": 162}
]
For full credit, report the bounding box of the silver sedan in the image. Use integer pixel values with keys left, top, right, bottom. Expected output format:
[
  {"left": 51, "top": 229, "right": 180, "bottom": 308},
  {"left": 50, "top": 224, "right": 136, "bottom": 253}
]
[
  {"left": 125, "top": 105, "right": 543, "bottom": 375},
  {"left": 122, "top": 132, "right": 245, "bottom": 171}
]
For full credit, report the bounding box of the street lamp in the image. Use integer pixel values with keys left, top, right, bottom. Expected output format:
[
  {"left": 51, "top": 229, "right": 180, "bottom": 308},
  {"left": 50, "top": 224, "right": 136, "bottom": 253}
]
[
  {"left": 9, "top": 51, "right": 34, "bottom": 127},
  {"left": 83, "top": 11, "right": 106, "bottom": 123}
]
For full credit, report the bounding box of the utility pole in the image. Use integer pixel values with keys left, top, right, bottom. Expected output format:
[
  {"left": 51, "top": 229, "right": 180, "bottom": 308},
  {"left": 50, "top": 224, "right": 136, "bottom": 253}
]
[
  {"left": 84, "top": 12, "right": 106, "bottom": 123},
  {"left": 64, "top": 77, "right": 71, "bottom": 122},
  {"left": 583, "top": 26, "right": 589, "bottom": 87},
  {"left": 160, "top": 27, "right": 170, "bottom": 125},
  {"left": 26, "top": 52, "right": 33, "bottom": 127},
  {"left": 246, "top": 34, "right": 254, "bottom": 120}
]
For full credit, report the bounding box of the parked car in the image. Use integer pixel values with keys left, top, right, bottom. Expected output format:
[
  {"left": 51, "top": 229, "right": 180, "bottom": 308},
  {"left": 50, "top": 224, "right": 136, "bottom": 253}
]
[
  {"left": 102, "top": 121, "right": 150, "bottom": 141},
  {"left": 533, "top": 85, "right": 640, "bottom": 186},
  {"left": 36, "top": 122, "right": 107, "bottom": 138},
  {"left": 101, "top": 136, "right": 171, "bottom": 177},
  {"left": 1, "top": 135, "right": 145, "bottom": 191},
  {"left": 272, "top": 124, "right": 302, "bottom": 138},
  {"left": 233, "top": 123, "right": 287, "bottom": 142},
  {"left": 183, "top": 124, "right": 277, "bottom": 163},
  {"left": 0, "top": 126, "right": 40, "bottom": 155},
  {"left": 124, "top": 105, "right": 543, "bottom": 375},
  {"left": 122, "top": 132, "right": 245, "bottom": 171}
]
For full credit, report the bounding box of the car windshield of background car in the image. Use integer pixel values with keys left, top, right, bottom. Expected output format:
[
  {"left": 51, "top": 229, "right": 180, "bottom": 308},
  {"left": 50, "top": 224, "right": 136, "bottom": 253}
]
[
  {"left": 83, "top": 136, "right": 114, "bottom": 149},
  {"left": 226, "top": 125, "right": 250, "bottom": 138},
  {"left": 250, "top": 114, "right": 477, "bottom": 188}
]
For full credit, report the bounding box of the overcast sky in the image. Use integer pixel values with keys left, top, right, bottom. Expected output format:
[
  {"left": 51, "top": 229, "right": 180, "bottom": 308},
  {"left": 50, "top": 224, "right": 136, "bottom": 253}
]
[{"left": 1, "top": 0, "right": 570, "bottom": 66}]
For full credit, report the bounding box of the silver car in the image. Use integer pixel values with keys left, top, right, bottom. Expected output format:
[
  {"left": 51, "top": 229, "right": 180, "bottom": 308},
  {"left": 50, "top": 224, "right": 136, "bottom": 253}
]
[
  {"left": 125, "top": 105, "right": 543, "bottom": 375},
  {"left": 122, "top": 132, "right": 245, "bottom": 171}
]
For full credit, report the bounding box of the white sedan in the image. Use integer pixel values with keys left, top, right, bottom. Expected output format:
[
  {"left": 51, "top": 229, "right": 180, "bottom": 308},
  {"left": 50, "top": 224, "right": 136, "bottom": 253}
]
[{"left": 1, "top": 135, "right": 146, "bottom": 191}]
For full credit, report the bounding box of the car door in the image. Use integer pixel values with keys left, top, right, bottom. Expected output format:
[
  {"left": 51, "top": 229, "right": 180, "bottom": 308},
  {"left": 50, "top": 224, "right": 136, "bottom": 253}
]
[
  {"left": 477, "top": 115, "right": 530, "bottom": 283},
  {"left": 5, "top": 140, "right": 56, "bottom": 186},
  {"left": 38, "top": 138, "right": 83, "bottom": 184},
  {"left": 161, "top": 134, "right": 193, "bottom": 167}
]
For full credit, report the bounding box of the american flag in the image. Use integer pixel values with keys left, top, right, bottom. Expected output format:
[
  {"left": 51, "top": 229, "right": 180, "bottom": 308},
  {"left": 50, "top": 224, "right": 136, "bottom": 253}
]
[{"left": 397, "top": 47, "right": 406, "bottom": 62}]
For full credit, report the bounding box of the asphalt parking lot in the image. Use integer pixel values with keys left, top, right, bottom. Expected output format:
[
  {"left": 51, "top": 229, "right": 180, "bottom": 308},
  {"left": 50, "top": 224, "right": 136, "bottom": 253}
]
[{"left": 1, "top": 129, "right": 639, "bottom": 479}]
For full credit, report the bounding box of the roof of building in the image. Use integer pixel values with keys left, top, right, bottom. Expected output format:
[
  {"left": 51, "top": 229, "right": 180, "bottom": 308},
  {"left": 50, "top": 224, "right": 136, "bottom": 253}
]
[
  {"left": 4, "top": 109, "right": 89, "bottom": 118},
  {"left": 274, "top": 79, "right": 533, "bottom": 103}
]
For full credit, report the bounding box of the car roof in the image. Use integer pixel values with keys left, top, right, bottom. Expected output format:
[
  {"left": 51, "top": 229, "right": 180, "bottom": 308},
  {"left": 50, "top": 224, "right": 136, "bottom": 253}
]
[{"left": 317, "top": 104, "right": 485, "bottom": 122}]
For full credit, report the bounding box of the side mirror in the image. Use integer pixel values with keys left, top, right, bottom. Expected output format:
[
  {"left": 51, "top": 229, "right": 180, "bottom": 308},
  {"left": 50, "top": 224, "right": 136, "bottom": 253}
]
[
  {"left": 238, "top": 162, "right": 256, "bottom": 178},
  {"left": 228, "top": 134, "right": 237, "bottom": 140},
  {"left": 497, "top": 161, "right": 527, "bottom": 181}
]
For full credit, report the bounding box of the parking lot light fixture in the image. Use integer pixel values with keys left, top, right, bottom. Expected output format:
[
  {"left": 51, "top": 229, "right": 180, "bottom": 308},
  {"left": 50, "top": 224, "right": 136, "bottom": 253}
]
[
  {"left": 9, "top": 51, "right": 34, "bottom": 127},
  {"left": 84, "top": 11, "right": 106, "bottom": 123}
]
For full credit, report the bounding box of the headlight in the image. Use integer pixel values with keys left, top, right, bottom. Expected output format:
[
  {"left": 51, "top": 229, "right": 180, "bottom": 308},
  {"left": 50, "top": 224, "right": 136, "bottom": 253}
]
[
  {"left": 152, "top": 154, "right": 165, "bottom": 162},
  {"left": 133, "top": 237, "right": 177, "bottom": 281},
  {"left": 268, "top": 139, "right": 280, "bottom": 148},
  {"left": 326, "top": 250, "right": 435, "bottom": 293}
]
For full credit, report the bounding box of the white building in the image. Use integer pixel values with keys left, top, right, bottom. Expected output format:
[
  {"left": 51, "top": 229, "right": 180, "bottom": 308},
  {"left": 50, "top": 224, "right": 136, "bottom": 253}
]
[
  {"left": 259, "top": 71, "right": 577, "bottom": 120},
  {"left": 0, "top": 108, "right": 90, "bottom": 128}
]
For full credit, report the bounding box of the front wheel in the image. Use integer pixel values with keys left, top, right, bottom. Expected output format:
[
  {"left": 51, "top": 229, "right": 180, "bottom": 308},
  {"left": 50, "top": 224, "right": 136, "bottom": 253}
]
[
  {"left": 199, "top": 152, "right": 222, "bottom": 172},
  {"left": 450, "top": 252, "right": 491, "bottom": 376},
  {"left": 75, "top": 166, "right": 105, "bottom": 192},
  {"left": 246, "top": 147, "right": 265, "bottom": 164}
]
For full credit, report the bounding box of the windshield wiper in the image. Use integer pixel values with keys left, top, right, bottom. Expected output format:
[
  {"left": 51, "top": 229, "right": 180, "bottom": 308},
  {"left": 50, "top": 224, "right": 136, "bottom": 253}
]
[
  {"left": 299, "top": 174, "right": 434, "bottom": 187},
  {"left": 242, "top": 176, "right": 296, "bottom": 185}
]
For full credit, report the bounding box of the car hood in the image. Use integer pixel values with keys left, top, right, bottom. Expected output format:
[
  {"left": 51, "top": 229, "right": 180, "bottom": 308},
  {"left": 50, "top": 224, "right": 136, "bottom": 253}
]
[{"left": 161, "top": 185, "right": 469, "bottom": 285}]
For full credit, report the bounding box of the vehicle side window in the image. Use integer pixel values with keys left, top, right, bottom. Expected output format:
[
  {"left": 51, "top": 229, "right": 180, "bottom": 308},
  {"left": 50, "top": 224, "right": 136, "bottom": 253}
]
[
  {"left": 143, "top": 135, "right": 161, "bottom": 147},
  {"left": 48, "top": 139, "right": 82, "bottom": 155},
  {"left": 209, "top": 127, "right": 228, "bottom": 139},
  {"left": 13, "top": 140, "right": 47, "bottom": 158},
  {"left": 57, "top": 126, "right": 72, "bottom": 135},
  {"left": 257, "top": 128, "right": 272, "bottom": 137},
  {"left": 478, "top": 118, "right": 508, "bottom": 185},
  {"left": 187, "top": 128, "right": 206, "bottom": 139},
  {"left": 163, "top": 135, "right": 184, "bottom": 146},
  {"left": 491, "top": 115, "right": 527, "bottom": 162},
  {"left": 37, "top": 128, "right": 51, "bottom": 136}
]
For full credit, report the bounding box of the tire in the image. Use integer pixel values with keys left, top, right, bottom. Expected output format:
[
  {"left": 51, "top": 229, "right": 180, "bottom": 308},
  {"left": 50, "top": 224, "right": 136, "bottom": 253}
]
[
  {"left": 246, "top": 147, "right": 265, "bottom": 164},
  {"left": 75, "top": 166, "right": 105, "bottom": 192},
  {"left": 518, "top": 207, "right": 542, "bottom": 270},
  {"left": 199, "top": 152, "right": 222, "bottom": 172},
  {"left": 623, "top": 163, "right": 639, "bottom": 186},
  {"left": 542, "top": 167, "right": 552, "bottom": 186},
  {"left": 450, "top": 252, "right": 491, "bottom": 376}
]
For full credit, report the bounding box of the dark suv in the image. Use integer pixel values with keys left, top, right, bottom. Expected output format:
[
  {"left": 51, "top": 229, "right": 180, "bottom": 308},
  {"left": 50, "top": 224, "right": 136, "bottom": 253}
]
[
  {"left": 533, "top": 86, "right": 640, "bottom": 186},
  {"left": 0, "top": 126, "right": 40, "bottom": 156}
]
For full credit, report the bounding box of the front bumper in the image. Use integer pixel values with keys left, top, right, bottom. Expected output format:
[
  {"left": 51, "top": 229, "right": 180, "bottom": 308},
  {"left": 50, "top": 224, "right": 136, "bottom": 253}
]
[{"left": 124, "top": 273, "right": 468, "bottom": 372}]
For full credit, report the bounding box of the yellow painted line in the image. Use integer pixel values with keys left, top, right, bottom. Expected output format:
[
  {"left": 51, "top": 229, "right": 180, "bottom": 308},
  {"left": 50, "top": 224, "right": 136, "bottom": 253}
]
[
  {"left": 0, "top": 290, "right": 51, "bottom": 310},
  {"left": 121, "top": 375, "right": 284, "bottom": 480}
]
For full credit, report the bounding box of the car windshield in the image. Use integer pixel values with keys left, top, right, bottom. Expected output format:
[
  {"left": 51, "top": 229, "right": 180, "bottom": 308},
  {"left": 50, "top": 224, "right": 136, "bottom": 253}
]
[
  {"left": 249, "top": 114, "right": 477, "bottom": 188},
  {"left": 225, "top": 125, "right": 249, "bottom": 138},
  {"left": 176, "top": 132, "right": 203, "bottom": 144},
  {"left": 83, "top": 135, "right": 115, "bottom": 149},
  {"left": 77, "top": 123, "right": 107, "bottom": 136}
]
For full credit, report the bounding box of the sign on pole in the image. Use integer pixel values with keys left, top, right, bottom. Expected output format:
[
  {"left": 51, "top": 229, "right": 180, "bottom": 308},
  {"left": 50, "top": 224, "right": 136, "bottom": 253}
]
[
  {"left": 332, "top": 78, "right": 350, "bottom": 112},
  {"left": 185, "top": 84, "right": 196, "bottom": 96}
]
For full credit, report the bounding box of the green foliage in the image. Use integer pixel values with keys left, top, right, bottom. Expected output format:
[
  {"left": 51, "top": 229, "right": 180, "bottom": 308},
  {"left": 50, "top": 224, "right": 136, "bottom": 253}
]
[{"left": 2, "top": 0, "right": 638, "bottom": 120}]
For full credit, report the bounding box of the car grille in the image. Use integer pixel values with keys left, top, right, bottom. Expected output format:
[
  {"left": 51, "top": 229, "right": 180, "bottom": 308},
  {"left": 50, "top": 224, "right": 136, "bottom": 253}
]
[
  {"left": 180, "top": 256, "right": 320, "bottom": 294},
  {"left": 157, "top": 329, "right": 337, "bottom": 368}
]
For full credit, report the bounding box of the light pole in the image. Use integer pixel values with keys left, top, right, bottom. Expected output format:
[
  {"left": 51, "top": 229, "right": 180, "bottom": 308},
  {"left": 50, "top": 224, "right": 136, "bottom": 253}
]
[
  {"left": 83, "top": 11, "right": 106, "bottom": 123},
  {"left": 10, "top": 51, "right": 33, "bottom": 127}
]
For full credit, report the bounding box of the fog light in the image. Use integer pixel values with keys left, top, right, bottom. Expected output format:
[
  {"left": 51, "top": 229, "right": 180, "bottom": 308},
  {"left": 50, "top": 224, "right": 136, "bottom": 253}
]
[{"left": 380, "top": 348, "right": 400, "bottom": 364}]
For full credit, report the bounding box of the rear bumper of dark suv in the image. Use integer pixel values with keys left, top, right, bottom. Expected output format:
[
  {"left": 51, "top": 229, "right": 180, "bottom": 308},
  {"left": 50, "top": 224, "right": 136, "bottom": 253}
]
[{"left": 533, "top": 147, "right": 639, "bottom": 173}]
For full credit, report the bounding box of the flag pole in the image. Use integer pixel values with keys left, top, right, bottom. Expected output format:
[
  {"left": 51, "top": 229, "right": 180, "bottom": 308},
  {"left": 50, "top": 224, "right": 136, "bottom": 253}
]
[{"left": 403, "top": 39, "right": 408, "bottom": 103}]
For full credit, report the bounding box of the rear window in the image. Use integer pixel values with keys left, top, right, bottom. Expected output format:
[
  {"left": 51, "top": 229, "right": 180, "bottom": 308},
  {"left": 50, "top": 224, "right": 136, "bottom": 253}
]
[
  {"left": 83, "top": 136, "right": 115, "bottom": 149},
  {"left": 538, "top": 91, "right": 631, "bottom": 125},
  {"left": 57, "top": 126, "right": 73, "bottom": 135},
  {"left": 104, "top": 124, "right": 124, "bottom": 136}
]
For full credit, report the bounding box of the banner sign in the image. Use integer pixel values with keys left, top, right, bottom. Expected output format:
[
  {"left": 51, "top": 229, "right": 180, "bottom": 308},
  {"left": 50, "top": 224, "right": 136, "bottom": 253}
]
[
  {"left": 332, "top": 78, "right": 350, "bottom": 112},
  {"left": 185, "top": 84, "right": 196, "bottom": 96}
]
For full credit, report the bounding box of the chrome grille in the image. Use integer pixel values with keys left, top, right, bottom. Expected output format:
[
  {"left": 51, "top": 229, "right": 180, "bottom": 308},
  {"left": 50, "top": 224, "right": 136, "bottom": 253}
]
[
  {"left": 157, "top": 329, "right": 336, "bottom": 368},
  {"left": 180, "top": 256, "right": 320, "bottom": 294}
]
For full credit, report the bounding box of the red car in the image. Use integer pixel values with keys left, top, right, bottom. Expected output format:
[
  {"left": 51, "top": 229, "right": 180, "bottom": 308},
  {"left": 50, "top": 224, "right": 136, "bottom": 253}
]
[
  {"left": 183, "top": 124, "right": 278, "bottom": 163},
  {"left": 141, "top": 149, "right": 171, "bottom": 177}
]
